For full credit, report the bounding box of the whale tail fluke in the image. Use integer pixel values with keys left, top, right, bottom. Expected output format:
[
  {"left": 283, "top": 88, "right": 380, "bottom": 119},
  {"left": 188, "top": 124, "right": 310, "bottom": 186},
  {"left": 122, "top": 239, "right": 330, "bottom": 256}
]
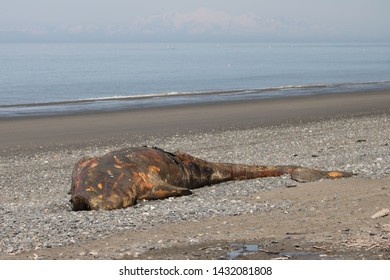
[{"left": 290, "top": 167, "right": 354, "bottom": 182}]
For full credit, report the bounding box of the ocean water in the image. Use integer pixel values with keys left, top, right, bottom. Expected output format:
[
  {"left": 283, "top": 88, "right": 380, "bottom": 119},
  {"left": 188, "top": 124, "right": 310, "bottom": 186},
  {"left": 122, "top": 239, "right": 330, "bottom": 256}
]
[{"left": 0, "top": 43, "right": 389, "bottom": 118}]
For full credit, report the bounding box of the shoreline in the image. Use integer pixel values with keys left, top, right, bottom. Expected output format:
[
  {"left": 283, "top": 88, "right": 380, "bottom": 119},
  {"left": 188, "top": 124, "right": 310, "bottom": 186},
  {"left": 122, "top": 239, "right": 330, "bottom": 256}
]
[{"left": 1, "top": 89, "right": 390, "bottom": 154}]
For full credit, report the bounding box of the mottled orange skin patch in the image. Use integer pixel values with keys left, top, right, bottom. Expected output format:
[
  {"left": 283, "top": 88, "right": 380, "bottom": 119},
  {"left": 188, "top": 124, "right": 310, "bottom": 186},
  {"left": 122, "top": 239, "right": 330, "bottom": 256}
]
[
  {"left": 114, "top": 155, "right": 136, "bottom": 168},
  {"left": 148, "top": 165, "right": 160, "bottom": 173},
  {"left": 327, "top": 171, "right": 344, "bottom": 178},
  {"left": 132, "top": 171, "right": 154, "bottom": 192},
  {"left": 85, "top": 186, "right": 96, "bottom": 192}
]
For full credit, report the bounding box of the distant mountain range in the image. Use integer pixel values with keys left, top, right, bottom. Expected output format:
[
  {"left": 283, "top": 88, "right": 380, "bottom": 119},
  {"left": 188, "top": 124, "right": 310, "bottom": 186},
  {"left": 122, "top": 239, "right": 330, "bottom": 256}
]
[{"left": 0, "top": 8, "right": 346, "bottom": 42}]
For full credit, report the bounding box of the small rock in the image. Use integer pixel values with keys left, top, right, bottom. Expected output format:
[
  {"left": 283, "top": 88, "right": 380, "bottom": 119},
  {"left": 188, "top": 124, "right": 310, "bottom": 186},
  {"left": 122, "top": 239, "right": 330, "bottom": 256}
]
[
  {"left": 382, "top": 224, "right": 390, "bottom": 232},
  {"left": 79, "top": 251, "right": 88, "bottom": 256},
  {"left": 371, "top": 208, "right": 389, "bottom": 219},
  {"left": 286, "top": 184, "right": 297, "bottom": 188},
  {"left": 89, "top": 250, "right": 99, "bottom": 256},
  {"left": 6, "top": 247, "right": 14, "bottom": 254}
]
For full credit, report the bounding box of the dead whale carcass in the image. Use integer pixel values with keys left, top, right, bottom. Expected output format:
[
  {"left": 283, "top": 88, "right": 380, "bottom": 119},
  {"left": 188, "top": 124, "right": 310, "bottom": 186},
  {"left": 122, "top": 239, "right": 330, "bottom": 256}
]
[{"left": 70, "top": 147, "right": 353, "bottom": 210}]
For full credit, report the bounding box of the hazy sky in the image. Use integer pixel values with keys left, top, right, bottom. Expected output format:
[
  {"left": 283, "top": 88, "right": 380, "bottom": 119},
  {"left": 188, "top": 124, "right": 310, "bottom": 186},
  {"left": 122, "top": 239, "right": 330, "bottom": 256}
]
[{"left": 1, "top": 0, "right": 389, "bottom": 42}]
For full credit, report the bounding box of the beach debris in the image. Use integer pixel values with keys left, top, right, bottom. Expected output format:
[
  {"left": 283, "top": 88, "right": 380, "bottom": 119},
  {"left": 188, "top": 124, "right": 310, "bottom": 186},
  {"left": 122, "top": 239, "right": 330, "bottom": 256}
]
[
  {"left": 286, "top": 184, "right": 297, "bottom": 188},
  {"left": 271, "top": 256, "right": 290, "bottom": 260},
  {"left": 70, "top": 146, "right": 354, "bottom": 211},
  {"left": 343, "top": 236, "right": 390, "bottom": 251},
  {"left": 371, "top": 208, "right": 390, "bottom": 219}
]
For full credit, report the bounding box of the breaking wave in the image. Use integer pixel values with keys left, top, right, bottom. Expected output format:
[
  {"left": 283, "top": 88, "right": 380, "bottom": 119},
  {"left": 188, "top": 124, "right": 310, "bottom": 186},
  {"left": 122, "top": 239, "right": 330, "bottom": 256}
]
[{"left": 1, "top": 80, "right": 390, "bottom": 118}]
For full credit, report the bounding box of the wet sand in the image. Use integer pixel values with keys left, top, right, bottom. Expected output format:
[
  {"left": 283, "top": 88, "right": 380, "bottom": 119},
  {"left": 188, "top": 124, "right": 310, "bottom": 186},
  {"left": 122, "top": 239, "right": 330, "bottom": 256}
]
[{"left": 1, "top": 90, "right": 390, "bottom": 154}]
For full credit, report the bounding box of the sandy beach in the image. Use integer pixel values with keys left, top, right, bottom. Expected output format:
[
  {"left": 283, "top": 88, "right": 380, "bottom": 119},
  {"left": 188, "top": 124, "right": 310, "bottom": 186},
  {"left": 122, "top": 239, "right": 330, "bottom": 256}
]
[{"left": 0, "top": 90, "right": 389, "bottom": 260}]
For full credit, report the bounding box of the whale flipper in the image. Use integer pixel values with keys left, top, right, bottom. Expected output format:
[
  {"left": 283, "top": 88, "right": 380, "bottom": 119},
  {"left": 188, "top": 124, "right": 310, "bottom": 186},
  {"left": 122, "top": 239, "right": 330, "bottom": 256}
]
[{"left": 139, "top": 184, "right": 193, "bottom": 200}]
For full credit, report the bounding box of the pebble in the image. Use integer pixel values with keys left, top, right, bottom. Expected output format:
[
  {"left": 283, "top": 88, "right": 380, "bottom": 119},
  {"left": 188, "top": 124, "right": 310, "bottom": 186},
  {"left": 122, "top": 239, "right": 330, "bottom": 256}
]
[
  {"left": 371, "top": 208, "right": 390, "bottom": 219},
  {"left": 382, "top": 224, "right": 390, "bottom": 232},
  {"left": 89, "top": 250, "right": 99, "bottom": 257},
  {"left": 0, "top": 114, "right": 389, "bottom": 257}
]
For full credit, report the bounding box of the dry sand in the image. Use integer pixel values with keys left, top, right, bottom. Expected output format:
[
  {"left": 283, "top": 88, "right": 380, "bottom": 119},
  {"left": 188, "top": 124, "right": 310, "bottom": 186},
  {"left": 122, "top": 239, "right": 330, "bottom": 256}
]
[{"left": 0, "top": 90, "right": 389, "bottom": 260}]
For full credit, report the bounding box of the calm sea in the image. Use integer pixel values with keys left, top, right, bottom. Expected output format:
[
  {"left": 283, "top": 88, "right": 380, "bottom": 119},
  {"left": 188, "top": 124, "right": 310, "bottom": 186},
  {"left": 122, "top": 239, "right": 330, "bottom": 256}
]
[{"left": 0, "top": 43, "right": 389, "bottom": 118}]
